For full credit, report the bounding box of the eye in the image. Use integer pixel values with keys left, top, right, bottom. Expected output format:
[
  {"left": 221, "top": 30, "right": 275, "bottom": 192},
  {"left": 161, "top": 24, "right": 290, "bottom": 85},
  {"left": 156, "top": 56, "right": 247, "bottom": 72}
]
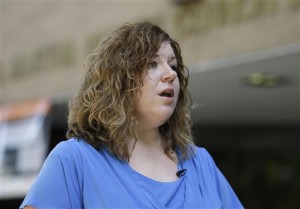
[
  {"left": 170, "top": 65, "right": 177, "bottom": 72},
  {"left": 149, "top": 61, "right": 157, "bottom": 69}
]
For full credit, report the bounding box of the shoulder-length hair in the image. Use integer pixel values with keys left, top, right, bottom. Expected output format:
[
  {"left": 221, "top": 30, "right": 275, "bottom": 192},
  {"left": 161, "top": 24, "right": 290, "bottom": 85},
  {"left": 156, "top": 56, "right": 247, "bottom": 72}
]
[{"left": 67, "top": 22, "right": 194, "bottom": 161}]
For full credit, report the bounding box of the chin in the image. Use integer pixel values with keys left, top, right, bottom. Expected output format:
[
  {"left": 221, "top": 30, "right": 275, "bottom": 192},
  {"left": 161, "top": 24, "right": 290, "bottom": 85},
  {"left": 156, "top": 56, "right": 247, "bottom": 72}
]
[{"left": 156, "top": 110, "right": 175, "bottom": 123}]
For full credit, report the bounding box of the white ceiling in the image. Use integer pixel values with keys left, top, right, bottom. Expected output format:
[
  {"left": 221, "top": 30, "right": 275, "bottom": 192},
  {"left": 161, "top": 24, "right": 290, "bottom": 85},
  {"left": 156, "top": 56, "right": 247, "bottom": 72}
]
[{"left": 188, "top": 43, "right": 300, "bottom": 126}]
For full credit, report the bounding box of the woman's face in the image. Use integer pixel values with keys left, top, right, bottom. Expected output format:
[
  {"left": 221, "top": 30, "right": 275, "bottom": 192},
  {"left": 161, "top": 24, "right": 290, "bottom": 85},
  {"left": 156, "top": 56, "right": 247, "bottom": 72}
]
[{"left": 135, "top": 41, "right": 180, "bottom": 130}]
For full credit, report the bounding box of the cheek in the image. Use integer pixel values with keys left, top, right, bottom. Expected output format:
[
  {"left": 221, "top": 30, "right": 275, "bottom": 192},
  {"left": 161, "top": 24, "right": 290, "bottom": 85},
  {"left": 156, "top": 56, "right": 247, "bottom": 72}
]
[
  {"left": 141, "top": 75, "right": 157, "bottom": 93},
  {"left": 175, "top": 79, "right": 180, "bottom": 97},
  {"left": 135, "top": 82, "right": 153, "bottom": 104},
  {"left": 134, "top": 91, "right": 142, "bottom": 105},
  {"left": 146, "top": 68, "right": 162, "bottom": 81}
]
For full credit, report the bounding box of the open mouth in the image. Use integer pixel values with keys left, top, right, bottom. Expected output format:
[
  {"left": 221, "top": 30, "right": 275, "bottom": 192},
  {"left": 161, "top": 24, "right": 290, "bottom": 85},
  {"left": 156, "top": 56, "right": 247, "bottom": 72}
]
[{"left": 159, "top": 89, "right": 174, "bottom": 98}]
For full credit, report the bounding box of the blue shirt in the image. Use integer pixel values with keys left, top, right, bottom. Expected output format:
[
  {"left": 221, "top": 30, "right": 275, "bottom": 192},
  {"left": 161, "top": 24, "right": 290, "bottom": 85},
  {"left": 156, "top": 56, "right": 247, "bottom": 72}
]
[
  {"left": 20, "top": 138, "right": 243, "bottom": 209},
  {"left": 126, "top": 163, "right": 185, "bottom": 209}
]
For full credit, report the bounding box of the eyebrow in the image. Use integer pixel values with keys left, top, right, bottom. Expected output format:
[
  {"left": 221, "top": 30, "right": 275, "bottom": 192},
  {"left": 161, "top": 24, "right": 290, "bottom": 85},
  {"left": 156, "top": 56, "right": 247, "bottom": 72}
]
[
  {"left": 168, "top": 56, "right": 177, "bottom": 63},
  {"left": 153, "top": 54, "right": 177, "bottom": 63}
]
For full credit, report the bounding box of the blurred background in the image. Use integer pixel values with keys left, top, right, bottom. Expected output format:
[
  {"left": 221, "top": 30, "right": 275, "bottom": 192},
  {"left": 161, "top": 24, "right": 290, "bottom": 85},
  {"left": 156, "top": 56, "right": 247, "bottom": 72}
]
[{"left": 0, "top": 0, "right": 299, "bottom": 208}]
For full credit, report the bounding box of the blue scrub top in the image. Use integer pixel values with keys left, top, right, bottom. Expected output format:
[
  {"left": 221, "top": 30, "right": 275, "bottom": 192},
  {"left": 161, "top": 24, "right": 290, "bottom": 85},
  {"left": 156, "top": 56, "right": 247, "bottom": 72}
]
[{"left": 20, "top": 138, "right": 244, "bottom": 209}]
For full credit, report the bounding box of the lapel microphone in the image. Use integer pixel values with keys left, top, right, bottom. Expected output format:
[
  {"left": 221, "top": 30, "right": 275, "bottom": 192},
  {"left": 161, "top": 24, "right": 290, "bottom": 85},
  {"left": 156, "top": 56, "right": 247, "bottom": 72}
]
[
  {"left": 176, "top": 158, "right": 187, "bottom": 178},
  {"left": 176, "top": 169, "right": 187, "bottom": 178}
]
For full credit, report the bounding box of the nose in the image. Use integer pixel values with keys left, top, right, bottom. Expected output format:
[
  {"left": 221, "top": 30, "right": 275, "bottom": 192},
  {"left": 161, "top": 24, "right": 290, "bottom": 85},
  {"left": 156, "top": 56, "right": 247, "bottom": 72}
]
[{"left": 161, "top": 65, "right": 177, "bottom": 83}]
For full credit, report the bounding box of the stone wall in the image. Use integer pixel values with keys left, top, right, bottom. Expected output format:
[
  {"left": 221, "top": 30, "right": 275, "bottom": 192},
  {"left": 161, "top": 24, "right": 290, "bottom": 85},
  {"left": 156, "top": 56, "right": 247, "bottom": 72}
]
[{"left": 0, "top": 0, "right": 299, "bottom": 104}]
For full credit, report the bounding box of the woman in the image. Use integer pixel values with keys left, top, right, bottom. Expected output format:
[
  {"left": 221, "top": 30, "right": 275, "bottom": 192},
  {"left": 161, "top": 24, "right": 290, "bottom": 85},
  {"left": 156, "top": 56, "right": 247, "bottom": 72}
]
[{"left": 20, "top": 22, "right": 243, "bottom": 209}]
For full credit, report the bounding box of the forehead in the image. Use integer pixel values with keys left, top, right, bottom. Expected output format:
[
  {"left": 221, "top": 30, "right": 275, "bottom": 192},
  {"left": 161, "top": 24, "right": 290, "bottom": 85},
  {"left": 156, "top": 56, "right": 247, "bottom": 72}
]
[{"left": 156, "top": 42, "right": 175, "bottom": 59}]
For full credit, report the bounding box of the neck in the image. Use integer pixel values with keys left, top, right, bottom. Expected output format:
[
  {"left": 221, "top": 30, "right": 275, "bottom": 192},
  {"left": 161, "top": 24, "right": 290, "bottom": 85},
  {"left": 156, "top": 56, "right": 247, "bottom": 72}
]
[
  {"left": 128, "top": 126, "right": 178, "bottom": 181},
  {"left": 136, "top": 126, "right": 162, "bottom": 146},
  {"left": 127, "top": 127, "right": 162, "bottom": 156}
]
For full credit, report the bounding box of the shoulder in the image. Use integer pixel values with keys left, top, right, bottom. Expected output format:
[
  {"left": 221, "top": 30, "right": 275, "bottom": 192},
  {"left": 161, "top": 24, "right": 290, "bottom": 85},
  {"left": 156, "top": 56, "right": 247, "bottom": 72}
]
[
  {"left": 187, "top": 147, "right": 244, "bottom": 208},
  {"left": 192, "top": 146, "right": 216, "bottom": 163},
  {"left": 51, "top": 138, "right": 87, "bottom": 151},
  {"left": 41, "top": 138, "right": 103, "bottom": 179},
  {"left": 49, "top": 138, "right": 98, "bottom": 160},
  {"left": 186, "top": 146, "right": 219, "bottom": 176},
  {"left": 49, "top": 138, "right": 116, "bottom": 167}
]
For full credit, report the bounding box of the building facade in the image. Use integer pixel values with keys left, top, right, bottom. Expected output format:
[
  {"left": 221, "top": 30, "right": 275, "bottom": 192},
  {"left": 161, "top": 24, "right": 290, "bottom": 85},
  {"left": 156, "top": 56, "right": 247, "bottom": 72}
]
[{"left": 0, "top": 0, "right": 299, "bottom": 208}]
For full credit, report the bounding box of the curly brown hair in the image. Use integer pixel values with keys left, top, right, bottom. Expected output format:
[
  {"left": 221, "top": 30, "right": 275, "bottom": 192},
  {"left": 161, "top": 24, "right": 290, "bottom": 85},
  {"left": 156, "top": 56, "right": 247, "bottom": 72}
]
[{"left": 67, "top": 22, "right": 194, "bottom": 161}]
